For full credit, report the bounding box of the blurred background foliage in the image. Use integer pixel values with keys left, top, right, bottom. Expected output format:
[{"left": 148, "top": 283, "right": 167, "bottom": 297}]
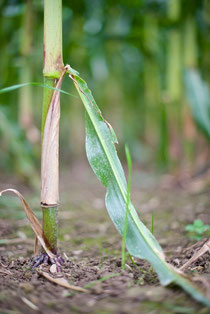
[{"left": 0, "top": 0, "right": 210, "bottom": 183}]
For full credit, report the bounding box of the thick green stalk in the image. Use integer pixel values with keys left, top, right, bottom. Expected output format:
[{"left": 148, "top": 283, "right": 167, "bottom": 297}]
[
  {"left": 41, "top": 0, "right": 64, "bottom": 253},
  {"left": 42, "top": 78, "right": 58, "bottom": 254},
  {"left": 43, "top": 0, "right": 63, "bottom": 78},
  {"left": 42, "top": 206, "right": 58, "bottom": 254}
]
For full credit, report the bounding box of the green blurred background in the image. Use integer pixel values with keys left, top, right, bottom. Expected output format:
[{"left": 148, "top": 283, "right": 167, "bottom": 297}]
[{"left": 0, "top": 0, "right": 210, "bottom": 183}]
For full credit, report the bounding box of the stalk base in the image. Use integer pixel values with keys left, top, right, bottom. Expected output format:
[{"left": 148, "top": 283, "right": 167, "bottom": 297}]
[{"left": 42, "top": 206, "right": 58, "bottom": 254}]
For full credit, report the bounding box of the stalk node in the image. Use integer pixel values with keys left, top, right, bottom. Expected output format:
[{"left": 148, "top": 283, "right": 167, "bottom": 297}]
[{"left": 41, "top": 202, "right": 59, "bottom": 208}]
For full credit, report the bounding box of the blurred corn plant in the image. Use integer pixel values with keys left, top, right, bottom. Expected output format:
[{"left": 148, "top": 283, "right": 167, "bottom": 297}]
[
  {"left": 1, "top": 0, "right": 210, "bottom": 174},
  {"left": 0, "top": 1, "right": 40, "bottom": 182},
  {"left": 185, "top": 69, "right": 210, "bottom": 140},
  {"left": 18, "top": 0, "right": 39, "bottom": 145},
  {"left": 0, "top": 108, "right": 37, "bottom": 183},
  {"left": 184, "top": 68, "right": 210, "bottom": 173}
]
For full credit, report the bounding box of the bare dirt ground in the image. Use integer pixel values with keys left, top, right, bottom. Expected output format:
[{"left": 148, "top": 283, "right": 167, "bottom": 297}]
[{"left": 0, "top": 161, "right": 209, "bottom": 314}]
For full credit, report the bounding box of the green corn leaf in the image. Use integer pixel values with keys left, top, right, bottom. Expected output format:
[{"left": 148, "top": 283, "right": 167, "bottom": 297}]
[
  {"left": 0, "top": 82, "right": 77, "bottom": 97},
  {"left": 184, "top": 69, "right": 210, "bottom": 140},
  {"left": 68, "top": 67, "right": 210, "bottom": 306}
]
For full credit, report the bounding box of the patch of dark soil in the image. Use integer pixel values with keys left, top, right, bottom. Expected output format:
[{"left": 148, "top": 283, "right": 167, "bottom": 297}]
[
  {"left": 0, "top": 162, "right": 210, "bottom": 313},
  {"left": 0, "top": 245, "right": 209, "bottom": 314},
  {"left": 0, "top": 252, "right": 157, "bottom": 314}
]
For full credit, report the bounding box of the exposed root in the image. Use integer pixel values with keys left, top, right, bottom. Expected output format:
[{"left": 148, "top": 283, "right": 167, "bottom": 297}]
[{"left": 31, "top": 253, "right": 65, "bottom": 272}]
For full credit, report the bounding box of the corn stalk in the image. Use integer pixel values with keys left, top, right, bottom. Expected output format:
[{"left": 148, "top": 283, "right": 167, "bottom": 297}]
[{"left": 41, "top": 0, "right": 64, "bottom": 253}]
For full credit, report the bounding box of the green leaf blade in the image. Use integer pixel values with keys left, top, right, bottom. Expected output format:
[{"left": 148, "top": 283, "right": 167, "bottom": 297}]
[
  {"left": 76, "top": 74, "right": 172, "bottom": 278},
  {"left": 0, "top": 82, "right": 77, "bottom": 97}
]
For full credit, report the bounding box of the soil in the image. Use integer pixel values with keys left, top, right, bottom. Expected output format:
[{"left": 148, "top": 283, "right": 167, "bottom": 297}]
[{"left": 0, "top": 161, "right": 210, "bottom": 314}]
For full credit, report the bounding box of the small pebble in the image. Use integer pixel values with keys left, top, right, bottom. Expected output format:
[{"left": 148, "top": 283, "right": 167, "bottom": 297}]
[
  {"left": 173, "top": 258, "right": 180, "bottom": 266},
  {"left": 50, "top": 264, "right": 57, "bottom": 274}
]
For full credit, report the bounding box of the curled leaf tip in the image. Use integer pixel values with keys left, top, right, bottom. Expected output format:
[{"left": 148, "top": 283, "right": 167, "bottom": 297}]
[
  {"left": 0, "top": 188, "right": 16, "bottom": 196},
  {"left": 65, "top": 64, "right": 80, "bottom": 76}
]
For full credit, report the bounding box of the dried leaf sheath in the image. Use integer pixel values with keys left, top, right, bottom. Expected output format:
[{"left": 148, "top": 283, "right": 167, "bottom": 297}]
[
  {"left": 0, "top": 189, "right": 55, "bottom": 258},
  {"left": 41, "top": 70, "right": 66, "bottom": 206}
]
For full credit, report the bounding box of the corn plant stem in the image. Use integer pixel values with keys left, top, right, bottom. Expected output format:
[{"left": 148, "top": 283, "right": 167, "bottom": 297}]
[
  {"left": 41, "top": 78, "right": 59, "bottom": 254},
  {"left": 42, "top": 206, "right": 58, "bottom": 254},
  {"left": 42, "top": 79, "right": 58, "bottom": 253},
  {"left": 41, "top": 0, "right": 63, "bottom": 254}
]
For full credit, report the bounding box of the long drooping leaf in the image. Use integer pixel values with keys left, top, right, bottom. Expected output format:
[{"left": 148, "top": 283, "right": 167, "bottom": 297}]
[{"left": 67, "top": 65, "right": 210, "bottom": 306}]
